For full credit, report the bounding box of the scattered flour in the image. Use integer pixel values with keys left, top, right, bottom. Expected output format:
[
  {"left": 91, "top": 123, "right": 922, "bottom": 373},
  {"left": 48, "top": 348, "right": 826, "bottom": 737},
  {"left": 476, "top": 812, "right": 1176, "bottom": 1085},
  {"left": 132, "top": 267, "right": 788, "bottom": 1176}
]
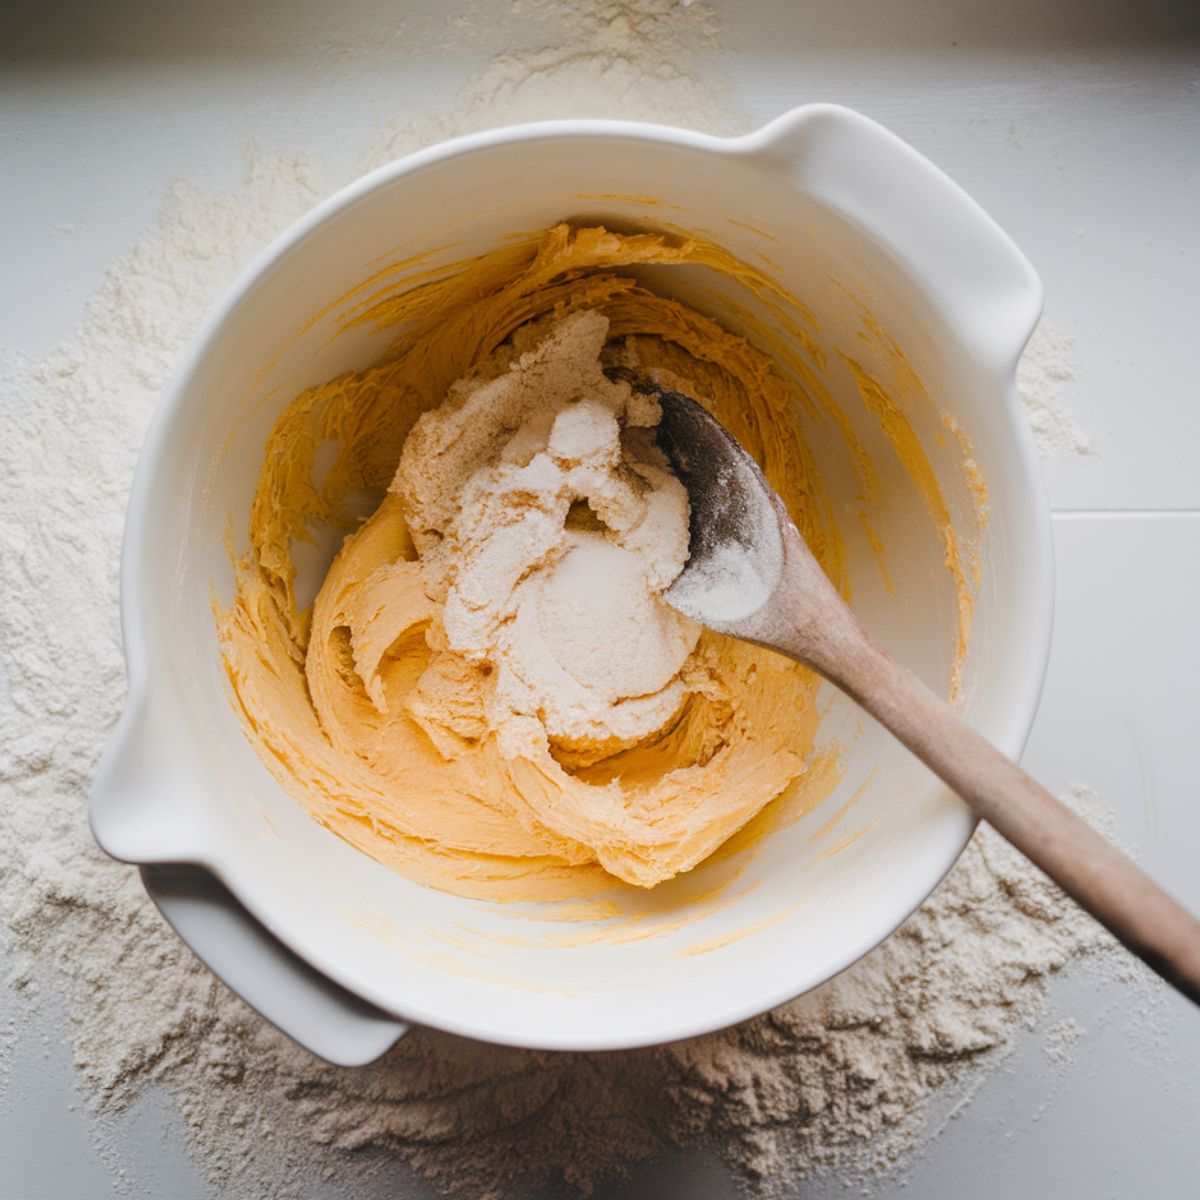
[
  {"left": 365, "top": 0, "right": 743, "bottom": 168},
  {"left": 1, "top": 3, "right": 1138, "bottom": 1198},
  {"left": 1018, "top": 322, "right": 1098, "bottom": 460},
  {"left": 1042, "top": 1017, "right": 1086, "bottom": 1067}
]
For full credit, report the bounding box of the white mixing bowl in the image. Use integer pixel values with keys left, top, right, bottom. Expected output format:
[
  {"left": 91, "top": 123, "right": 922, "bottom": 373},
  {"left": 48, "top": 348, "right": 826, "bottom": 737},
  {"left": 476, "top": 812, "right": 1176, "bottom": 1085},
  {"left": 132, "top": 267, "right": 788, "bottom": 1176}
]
[{"left": 91, "top": 105, "right": 1051, "bottom": 1062}]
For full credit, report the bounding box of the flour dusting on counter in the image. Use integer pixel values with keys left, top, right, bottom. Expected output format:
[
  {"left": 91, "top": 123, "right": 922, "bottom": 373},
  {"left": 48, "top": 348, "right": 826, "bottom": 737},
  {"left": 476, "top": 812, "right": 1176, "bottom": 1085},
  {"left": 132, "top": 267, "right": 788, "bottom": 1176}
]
[
  {"left": 366, "top": 0, "right": 742, "bottom": 168},
  {"left": 1019, "top": 321, "right": 1098, "bottom": 459}
]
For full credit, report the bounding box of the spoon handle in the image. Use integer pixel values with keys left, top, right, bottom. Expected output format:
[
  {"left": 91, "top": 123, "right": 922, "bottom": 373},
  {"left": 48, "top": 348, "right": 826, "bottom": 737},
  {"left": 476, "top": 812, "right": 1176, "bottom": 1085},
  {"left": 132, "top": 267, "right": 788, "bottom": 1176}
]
[{"left": 777, "top": 572, "right": 1200, "bottom": 1006}]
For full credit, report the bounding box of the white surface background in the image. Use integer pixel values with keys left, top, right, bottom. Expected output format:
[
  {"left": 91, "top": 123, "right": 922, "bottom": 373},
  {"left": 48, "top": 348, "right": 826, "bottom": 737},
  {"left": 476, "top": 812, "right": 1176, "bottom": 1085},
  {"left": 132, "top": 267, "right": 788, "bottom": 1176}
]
[{"left": 2, "top": 1, "right": 1199, "bottom": 1196}]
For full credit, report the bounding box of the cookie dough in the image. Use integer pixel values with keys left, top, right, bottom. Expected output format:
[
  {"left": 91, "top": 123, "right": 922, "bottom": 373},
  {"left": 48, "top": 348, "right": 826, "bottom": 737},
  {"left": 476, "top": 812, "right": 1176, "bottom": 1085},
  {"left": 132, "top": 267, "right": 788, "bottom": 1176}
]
[{"left": 219, "top": 225, "right": 845, "bottom": 900}]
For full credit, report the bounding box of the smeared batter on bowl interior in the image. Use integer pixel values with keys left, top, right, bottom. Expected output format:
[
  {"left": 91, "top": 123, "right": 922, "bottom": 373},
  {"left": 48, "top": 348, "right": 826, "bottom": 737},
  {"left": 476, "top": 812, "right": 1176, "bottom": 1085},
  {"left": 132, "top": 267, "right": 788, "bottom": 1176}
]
[{"left": 218, "top": 224, "right": 973, "bottom": 904}]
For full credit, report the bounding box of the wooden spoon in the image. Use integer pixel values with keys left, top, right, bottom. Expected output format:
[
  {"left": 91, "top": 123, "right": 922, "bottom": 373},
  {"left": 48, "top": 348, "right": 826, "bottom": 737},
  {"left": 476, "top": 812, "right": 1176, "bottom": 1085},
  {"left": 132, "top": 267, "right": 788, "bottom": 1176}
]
[{"left": 619, "top": 369, "right": 1200, "bottom": 1005}]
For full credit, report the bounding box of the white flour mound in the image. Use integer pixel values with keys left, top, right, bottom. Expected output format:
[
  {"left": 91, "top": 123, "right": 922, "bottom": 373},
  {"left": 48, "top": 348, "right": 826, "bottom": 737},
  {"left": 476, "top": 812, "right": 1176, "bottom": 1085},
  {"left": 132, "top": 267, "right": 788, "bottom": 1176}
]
[
  {"left": 366, "top": 0, "right": 742, "bottom": 168},
  {"left": 1, "top": 3, "right": 1136, "bottom": 1198},
  {"left": 1018, "top": 322, "right": 1098, "bottom": 459}
]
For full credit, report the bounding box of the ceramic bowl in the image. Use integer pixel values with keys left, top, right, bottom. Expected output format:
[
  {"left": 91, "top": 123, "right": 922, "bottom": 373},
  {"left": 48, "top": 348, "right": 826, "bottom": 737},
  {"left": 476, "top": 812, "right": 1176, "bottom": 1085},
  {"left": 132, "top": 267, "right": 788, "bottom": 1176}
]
[{"left": 91, "top": 105, "right": 1051, "bottom": 1062}]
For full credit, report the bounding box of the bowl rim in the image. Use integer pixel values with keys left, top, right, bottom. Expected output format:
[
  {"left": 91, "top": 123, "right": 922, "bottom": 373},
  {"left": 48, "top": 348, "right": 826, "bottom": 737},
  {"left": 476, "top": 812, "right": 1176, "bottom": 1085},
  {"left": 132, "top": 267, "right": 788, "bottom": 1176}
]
[{"left": 105, "top": 105, "right": 1055, "bottom": 1051}]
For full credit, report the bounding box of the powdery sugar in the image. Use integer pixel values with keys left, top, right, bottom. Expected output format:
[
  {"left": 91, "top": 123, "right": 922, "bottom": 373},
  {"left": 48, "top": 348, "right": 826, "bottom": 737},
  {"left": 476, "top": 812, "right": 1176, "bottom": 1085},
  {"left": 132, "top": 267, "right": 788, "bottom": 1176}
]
[{"left": 1, "top": 3, "right": 1132, "bottom": 1197}]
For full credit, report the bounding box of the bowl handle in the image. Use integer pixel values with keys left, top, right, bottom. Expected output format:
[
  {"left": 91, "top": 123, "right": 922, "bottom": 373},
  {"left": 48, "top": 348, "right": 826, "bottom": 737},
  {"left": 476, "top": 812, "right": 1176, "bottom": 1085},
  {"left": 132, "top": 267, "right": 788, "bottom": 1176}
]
[
  {"left": 90, "top": 687, "right": 212, "bottom": 864},
  {"left": 746, "top": 104, "right": 1044, "bottom": 371},
  {"left": 144, "top": 864, "right": 408, "bottom": 1066},
  {"left": 92, "top": 694, "right": 408, "bottom": 1066}
]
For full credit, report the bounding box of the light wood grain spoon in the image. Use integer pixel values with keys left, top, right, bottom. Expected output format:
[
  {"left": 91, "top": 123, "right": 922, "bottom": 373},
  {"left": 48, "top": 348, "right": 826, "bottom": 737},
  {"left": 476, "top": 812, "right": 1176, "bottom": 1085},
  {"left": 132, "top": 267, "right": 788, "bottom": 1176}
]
[{"left": 616, "top": 368, "right": 1200, "bottom": 1005}]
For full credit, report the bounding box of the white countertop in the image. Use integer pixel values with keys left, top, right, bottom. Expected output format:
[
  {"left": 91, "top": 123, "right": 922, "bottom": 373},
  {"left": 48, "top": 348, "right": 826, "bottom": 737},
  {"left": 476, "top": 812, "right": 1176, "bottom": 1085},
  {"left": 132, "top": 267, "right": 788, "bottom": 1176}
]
[{"left": 3, "top": 2, "right": 1199, "bottom": 1196}]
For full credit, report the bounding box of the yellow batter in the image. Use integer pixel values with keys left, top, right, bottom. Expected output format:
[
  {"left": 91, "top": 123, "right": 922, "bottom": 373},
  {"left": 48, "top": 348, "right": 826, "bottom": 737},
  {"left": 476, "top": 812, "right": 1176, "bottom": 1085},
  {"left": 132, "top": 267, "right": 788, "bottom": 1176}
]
[{"left": 219, "top": 225, "right": 875, "bottom": 902}]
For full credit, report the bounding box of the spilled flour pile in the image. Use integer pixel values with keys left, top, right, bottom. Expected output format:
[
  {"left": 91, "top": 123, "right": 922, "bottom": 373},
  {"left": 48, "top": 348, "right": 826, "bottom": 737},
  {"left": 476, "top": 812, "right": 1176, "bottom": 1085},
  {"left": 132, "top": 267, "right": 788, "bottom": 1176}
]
[
  {"left": 366, "top": 0, "right": 741, "bottom": 166},
  {"left": 1, "top": 2, "right": 1122, "bottom": 1197},
  {"left": 1018, "top": 323, "right": 1098, "bottom": 460}
]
